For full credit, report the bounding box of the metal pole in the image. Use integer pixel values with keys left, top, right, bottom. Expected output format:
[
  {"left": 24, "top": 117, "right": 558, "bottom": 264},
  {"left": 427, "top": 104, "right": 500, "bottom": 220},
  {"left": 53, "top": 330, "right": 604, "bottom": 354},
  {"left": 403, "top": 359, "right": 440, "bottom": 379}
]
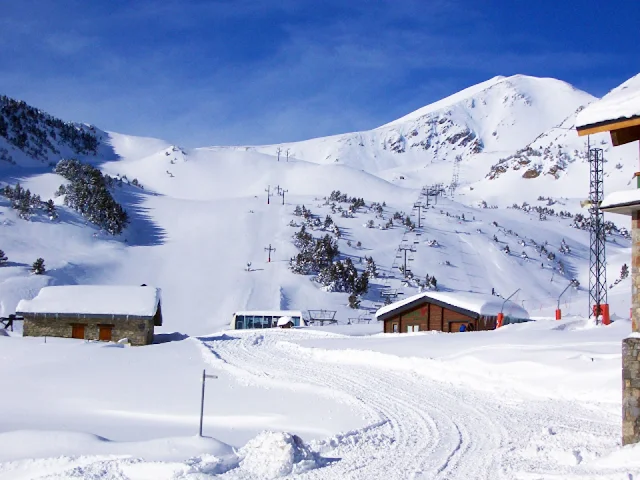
[
  {"left": 557, "top": 280, "right": 576, "bottom": 311},
  {"left": 404, "top": 249, "right": 408, "bottom": 277},
  {"left": 500, "top": 288, "right": 521, "bottom": 313},
  {"left": 199, "top": 369, "right": 205, "bottom": 437}
]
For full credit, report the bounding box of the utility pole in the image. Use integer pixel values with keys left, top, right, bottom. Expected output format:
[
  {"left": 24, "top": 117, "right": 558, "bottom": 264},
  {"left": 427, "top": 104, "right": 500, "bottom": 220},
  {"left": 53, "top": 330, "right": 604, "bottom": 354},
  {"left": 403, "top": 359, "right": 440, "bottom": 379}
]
[
  {"left": 398, "top": 245, "right": 416, "bottom": 277},
  {"left": 281, "top": 189, "right": 288, "bottom": 205},
  {"left": 265, "top": 244, "right": 276, "bottom": 262},
  {"left": 275, "top": 185, "right": 282, "bottom": 196},
  {"left": 286, "top": 148, "right": 290, "bottom": 162},
  {"left": 265, "top": 185, "right": 271, "bottom": 205},
  {"left": 276, "top": 147, "right": 281, "bottom": 162},
  {"left": 199, "top": 369, "right": 218, "bottom": 437},
  {"left": 414, "top": 202, "right": 424, "bottom": 228}
]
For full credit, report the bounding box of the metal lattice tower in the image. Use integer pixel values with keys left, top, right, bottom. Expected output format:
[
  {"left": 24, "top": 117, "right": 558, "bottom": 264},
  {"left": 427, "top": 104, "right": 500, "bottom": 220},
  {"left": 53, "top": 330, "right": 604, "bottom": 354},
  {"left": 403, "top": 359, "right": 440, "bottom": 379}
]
[{"left": 588, "top": 147, "right": 607, "bottom": 320}]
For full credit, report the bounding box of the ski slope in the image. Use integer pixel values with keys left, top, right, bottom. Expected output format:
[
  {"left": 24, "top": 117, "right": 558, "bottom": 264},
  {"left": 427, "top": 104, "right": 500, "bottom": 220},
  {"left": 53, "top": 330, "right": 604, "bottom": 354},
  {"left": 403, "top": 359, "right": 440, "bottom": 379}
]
[{"left": 1, "top": 74, "right": 639, "bottom": 478}]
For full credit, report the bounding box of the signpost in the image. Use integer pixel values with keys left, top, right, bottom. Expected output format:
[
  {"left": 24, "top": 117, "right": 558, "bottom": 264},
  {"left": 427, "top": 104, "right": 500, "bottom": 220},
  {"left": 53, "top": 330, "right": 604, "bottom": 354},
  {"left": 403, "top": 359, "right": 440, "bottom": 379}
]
[{"left": 199, "top": 369, "right": 218, "bottom": 437}]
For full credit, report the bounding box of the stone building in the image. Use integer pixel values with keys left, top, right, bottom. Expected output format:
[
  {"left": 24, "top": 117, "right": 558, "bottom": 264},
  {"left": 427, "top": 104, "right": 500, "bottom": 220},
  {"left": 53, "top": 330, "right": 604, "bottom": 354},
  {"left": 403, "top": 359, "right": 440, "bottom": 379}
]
[
  {"left": 576, "top": 72, "right": 640, "bottom": 446},
  {"left": 17, "top": 285, "right": 162, "bottom": 346},
  {"left": 376, "top": 290, "right": 529, "bottom": 333}
]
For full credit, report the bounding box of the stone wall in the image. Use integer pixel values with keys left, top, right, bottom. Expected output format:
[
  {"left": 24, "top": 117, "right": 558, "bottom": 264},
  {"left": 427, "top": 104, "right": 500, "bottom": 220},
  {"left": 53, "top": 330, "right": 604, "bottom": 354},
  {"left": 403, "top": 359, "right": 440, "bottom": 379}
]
[
  {"left": 623, "top": 337, "right": 640, "bottom": 445},
  {"left": 633, "top": 211, "right": 640, "bottom": 332},
  {"left": 22, "top": 314, "right": 155, "bottom": 346}
]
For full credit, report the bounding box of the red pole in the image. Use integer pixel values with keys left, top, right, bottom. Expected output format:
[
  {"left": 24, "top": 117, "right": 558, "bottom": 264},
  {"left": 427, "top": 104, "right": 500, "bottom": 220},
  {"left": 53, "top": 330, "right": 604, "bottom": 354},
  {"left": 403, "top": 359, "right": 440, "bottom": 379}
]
[{"left": 555, "top": 309, "right": 561, "bottom": 320}]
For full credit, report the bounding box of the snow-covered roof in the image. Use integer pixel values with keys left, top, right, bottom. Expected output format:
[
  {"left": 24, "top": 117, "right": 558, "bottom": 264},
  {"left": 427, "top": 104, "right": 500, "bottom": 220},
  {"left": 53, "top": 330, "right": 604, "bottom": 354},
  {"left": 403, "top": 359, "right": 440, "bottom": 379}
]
[
  {"left": 375, "top": 290, "right": 529, "bottom": 320},
  {"left": 16, "top": 285, "right": 161, "bottom": 317},
  {"left": 234, "top": 311, "right": 302, "bottom": 317},
  {"left": 600, "top": 189, "right": 640, "bottom": 215},
  {"left": 576, "top": 73, "right": 640, "bottom": 129}
]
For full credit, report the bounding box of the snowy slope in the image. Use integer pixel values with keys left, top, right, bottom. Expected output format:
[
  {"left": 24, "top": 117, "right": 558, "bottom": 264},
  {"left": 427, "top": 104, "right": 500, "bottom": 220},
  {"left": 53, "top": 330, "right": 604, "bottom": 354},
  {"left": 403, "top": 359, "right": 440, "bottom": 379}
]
[
  {"left": 1, "top": 75, "right": 639, "bottom": 479},
  {"left": 0, "top": 74, "right": 636, "bottom": 336}
]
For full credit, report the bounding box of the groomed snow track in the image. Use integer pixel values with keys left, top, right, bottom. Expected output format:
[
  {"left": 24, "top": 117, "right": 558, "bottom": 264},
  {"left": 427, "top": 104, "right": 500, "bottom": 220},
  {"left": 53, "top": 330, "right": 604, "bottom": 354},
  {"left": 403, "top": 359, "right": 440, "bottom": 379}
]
[{"left": 198, "top": 330, "right": 626, "bottom": 480}]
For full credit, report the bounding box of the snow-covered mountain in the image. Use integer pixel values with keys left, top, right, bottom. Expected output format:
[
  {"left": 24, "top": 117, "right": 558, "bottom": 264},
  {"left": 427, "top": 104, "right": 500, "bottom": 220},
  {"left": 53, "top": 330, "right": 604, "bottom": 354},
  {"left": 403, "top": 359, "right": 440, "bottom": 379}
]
[
  {"left": 234, "top": 75, "right": 600, "bottom": 184},
  {"left": 0, "top": 74, "right": 636, "bottom": 334}
]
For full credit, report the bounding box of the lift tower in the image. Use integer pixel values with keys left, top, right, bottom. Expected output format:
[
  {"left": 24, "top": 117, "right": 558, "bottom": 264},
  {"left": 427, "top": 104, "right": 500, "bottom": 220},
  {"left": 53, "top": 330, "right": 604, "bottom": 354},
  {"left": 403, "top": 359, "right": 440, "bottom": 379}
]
[{"left": 588, "top": 146, "right": 608, "bottom": 323}]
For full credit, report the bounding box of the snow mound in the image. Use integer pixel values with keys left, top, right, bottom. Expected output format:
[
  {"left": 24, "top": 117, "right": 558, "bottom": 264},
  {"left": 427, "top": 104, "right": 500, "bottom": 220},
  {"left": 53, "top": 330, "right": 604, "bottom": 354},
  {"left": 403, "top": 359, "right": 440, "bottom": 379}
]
[{"left": 238, "top": 431, "right": 320, "bottom": 478}]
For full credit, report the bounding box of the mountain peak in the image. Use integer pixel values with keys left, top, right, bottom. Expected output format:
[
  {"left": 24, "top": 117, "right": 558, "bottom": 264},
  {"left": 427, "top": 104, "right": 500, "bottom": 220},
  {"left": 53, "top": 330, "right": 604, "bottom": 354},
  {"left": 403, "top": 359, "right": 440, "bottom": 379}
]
[{"left": 379, "top": 74, "right": 592, "bottom": 129}]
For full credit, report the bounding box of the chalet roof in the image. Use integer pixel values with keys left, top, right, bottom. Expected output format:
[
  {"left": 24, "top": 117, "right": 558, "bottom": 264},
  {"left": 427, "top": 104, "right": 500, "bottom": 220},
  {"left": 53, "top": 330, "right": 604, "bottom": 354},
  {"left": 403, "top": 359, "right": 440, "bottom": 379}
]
[
  {"left": 375, "top": 290, "right": 529, "bottom": 322},
  {"left": 598, "top": 189, "right": 640, "bottom": 215},
  {"left": 576, "top": 73, "right": 640, "bottom": 140},
  {"left": 16, "top": 285, "right": 161, "bottom": 317}
]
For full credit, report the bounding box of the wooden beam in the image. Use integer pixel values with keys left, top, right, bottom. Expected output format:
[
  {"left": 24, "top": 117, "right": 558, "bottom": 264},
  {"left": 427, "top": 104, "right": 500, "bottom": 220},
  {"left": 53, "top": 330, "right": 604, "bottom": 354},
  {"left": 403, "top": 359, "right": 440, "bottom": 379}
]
[
  {"left": 577, "top": 116, "right": 640, "bottom": 137},
  {"left": 611, "top": 124, "right": 640, "bottom": 146}
]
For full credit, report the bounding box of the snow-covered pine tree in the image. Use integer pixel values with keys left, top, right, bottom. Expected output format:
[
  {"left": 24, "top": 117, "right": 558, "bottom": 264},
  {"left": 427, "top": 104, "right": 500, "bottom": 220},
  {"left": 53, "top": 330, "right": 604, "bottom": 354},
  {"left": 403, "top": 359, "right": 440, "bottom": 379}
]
[
  {"left": 31, "top": 257, "right": 45, "bottom": 275},
  {"left": 0, "top": 249, "right": 7, "bottom": 265},
  {"left": 364, "top": 256, "right": 378, "bottom": 278},
  {"left": 45, "top": 199, "right": 57, "bottom": 219}
]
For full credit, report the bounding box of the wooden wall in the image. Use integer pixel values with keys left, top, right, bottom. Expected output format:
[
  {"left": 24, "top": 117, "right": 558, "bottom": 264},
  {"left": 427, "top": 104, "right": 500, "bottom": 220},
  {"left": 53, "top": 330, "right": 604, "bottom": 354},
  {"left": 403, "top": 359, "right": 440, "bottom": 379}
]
[{"left": 383, "top": 301, "right": 480, "bottom": 333}]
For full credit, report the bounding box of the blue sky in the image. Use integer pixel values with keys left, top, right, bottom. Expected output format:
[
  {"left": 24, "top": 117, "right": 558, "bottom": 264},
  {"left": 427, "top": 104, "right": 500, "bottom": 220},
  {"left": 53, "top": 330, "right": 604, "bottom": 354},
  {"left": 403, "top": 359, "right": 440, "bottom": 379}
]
[{"left": 1, "top": 0, "right": 638, "bottom": 147}]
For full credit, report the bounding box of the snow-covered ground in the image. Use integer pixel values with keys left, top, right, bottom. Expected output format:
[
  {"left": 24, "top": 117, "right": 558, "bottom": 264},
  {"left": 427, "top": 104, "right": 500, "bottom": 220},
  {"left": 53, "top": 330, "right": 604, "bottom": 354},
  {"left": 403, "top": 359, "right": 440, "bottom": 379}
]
[
  {"left": 1, "top": 319, "right": 639, "bottom": 478},
  {"left": 1, "top": 73, "right": 639, "bottom": 478}
]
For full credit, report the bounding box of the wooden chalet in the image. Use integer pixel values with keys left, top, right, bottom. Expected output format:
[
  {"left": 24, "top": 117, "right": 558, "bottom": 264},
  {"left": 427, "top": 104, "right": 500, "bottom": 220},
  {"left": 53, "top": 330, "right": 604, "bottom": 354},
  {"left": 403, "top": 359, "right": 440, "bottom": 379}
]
[
  {"left": 376, "top": 291, "right": 529, "bottom": 333},
  {"left": 16, "top": 285, "right": 162, "bottom": 346}
]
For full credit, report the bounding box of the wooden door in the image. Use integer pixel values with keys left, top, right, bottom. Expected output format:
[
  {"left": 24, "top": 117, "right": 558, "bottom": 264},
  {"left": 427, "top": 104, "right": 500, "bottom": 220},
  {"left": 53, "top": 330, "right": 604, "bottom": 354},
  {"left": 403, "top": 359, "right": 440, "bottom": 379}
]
[
  {"left": 98, "top": 325, "right": 113, "bottom": 341},
  {"left": 71, "top": 324, "right": 85, "bottom": 339},
  {"left": 450, "top": 322, "right": 466, "bottom": 333}
]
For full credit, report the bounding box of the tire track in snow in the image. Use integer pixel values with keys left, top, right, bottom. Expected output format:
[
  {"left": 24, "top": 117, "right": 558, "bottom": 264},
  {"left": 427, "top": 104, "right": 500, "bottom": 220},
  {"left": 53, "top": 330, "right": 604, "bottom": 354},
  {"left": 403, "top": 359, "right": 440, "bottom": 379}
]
[{"left": 199, "top": 331, "right": 509, "bottom": 479}]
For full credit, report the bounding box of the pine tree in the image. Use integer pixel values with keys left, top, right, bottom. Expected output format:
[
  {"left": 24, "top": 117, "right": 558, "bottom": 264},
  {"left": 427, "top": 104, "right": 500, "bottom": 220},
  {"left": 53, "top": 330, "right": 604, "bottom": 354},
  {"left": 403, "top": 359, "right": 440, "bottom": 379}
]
[
  {"left": 31, "top": 257, "right": 45, "bottom": 275},
  {"left": 365, "top": 256, "right": 378, "bottom": 278},
  {"left": 348, "top": 293, "right": 360, "bottom": 309},
  {"left": 45, "top": 199, "right": 57, "bottom": 219},
  {"left": 0, "top": 249, "right": 7, "bottom": 265},
  {"left": 621, "top": 263, "right": 629, "bottom": 280}
]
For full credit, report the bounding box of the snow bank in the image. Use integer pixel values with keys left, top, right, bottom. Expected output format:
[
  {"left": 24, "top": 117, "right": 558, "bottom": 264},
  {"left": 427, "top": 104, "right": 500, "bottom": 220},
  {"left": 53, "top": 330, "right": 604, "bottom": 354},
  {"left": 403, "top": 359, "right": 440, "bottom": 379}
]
[
  {"left": 238, "top": 431, "right": 320, "bottom": 478},
  {"left": 16, "top": 285, "right": 161, "bottom": 317},
  {"left": 376, "top": 290, "right": 529, "bottom": 319},
  {"left": 0, "top": 430, "right": 235, "bottom": 463},
  {"left": 576, "top": 73, "right": 640, "bottom": 128}
]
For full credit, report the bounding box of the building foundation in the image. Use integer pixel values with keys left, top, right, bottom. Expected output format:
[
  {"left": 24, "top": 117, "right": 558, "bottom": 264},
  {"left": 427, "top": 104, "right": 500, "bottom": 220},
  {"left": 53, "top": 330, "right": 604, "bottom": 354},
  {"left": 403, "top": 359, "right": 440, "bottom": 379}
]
[{"left": 623, "top": 337, "right": 640, "bottom": 445}]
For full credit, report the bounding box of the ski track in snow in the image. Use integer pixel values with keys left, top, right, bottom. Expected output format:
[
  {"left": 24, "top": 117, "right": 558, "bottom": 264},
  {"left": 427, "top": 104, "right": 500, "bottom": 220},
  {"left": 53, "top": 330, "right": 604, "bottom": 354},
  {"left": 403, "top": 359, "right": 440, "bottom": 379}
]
[{"left": 197, "top": 330, "right": 628, "bottom": 480}]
